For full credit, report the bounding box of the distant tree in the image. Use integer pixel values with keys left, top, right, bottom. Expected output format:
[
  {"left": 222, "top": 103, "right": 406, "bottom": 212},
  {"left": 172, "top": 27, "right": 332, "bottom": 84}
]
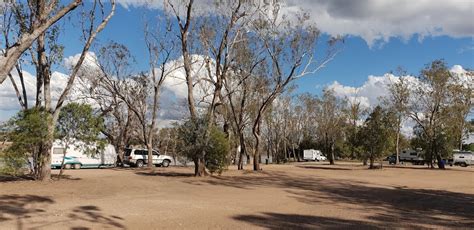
[
  {"left": 358, "top": 106, "right": 391, "bottom": 169},
  {"left": 55, "top": 103, "right": 104, "bottom": 179},
  {"left": 446, "top": 70, "right": 473, "bottom": 150},
  {"left": 315, "top": 89, "right": 347, "bottom": 165},
  {"left": 384, "top": 69, "right": 411, "bottom": 164}
]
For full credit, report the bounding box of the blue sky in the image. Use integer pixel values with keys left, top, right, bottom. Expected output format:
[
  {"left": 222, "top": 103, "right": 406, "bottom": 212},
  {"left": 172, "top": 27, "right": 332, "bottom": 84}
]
[
  {"left": 58, "top": 1, "right": 474, "bottom": 95},
  {"left": 1, "top": 0, "right": 473, "bottom": 122}
]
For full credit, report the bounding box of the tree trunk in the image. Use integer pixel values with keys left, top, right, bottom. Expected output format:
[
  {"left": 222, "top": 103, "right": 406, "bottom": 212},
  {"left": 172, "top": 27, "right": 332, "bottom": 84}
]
[
  {"left": 237, "top": 133, "right": 245, "bottom": 170},
  {"left": 194, "top": 157, "right": 207, "bottom": 176},
  {"left": 253, "top": 121, "right": 262, "bottom": 171},
  {"left": 58, "top": 144, "right": 69, "bottom": 180},
  {"left": 329, "top": 142, "right": 335, "bottom": 165},
  {"left": 395, "top": 117, "right": 401, "bottom": 165}
]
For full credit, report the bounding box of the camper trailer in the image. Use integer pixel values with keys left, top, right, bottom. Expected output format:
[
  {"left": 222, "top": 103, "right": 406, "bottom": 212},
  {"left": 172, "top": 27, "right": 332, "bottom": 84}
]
[
  {"left": 399, "top": 149, "right": 425, "bottom": 165},
  {"left": 51, "top": 141, "right": 116, "bottom": 169},
  {"left": 453, "top": 151, "right": 473, "bottom": 167},
  {"left": 303, "top": 149, "right": 326, "bottom": 161}
]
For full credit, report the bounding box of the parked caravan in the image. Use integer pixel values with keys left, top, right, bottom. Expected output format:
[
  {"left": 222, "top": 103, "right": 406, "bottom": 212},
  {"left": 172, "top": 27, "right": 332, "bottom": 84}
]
[
  {"left": 399, "top": 149, "right": 425, "bottom": 165},
  {"left": 303, "top": 149, "right": 326, "bottom": 161},
  {"left": 51, "top": 141, "right": 116, "bottom": 169},
  {"left": 453, "top": 151, "right": 473, "bottom": 167}
]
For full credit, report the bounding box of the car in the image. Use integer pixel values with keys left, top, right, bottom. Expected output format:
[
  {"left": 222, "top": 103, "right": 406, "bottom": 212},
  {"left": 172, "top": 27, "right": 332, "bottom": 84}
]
[
  {"left": 386, "top": 155, "right": 398, "bottom": 165},
  {"left": 123, "top": 148, "right": 172, "bottom": 167}
]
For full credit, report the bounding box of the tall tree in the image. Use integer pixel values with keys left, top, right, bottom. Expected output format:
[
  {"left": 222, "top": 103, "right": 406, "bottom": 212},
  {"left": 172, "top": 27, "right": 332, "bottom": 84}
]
[
  {"left": 385, "top": 71, "right": 411, "bottom": 164},
  {"left": 250, "top": 2, "right": 341, "bottom": 170},
  {"left": 410, "top": 60, "right": 453, "bottom": 169},
  {"left": 38, "top": 0, "right": 115, "bottom": 180}
]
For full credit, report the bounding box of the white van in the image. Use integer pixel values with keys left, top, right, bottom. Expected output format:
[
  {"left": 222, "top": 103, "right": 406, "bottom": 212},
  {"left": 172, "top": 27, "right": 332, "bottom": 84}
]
[
  {"left": 123, "top": 148, "right": 172, "bottom": 167},
  {"left": 303, "top": 149, "right": 326, "bottom": 161},
  {"left": 453, "top": 151, "right": 473, "bottom": 167},
  {"left": 51, "top": 141, "right": 116, "bottom": 169}
]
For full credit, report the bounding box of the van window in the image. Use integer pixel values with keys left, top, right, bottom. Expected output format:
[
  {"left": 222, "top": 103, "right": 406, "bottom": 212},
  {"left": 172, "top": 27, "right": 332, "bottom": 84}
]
[
  {"left": 410, "top": 152, "right": 417, "bottom": 156},
  {"left": 124, "top": 149, "right": 132, "bottom": 156},
  {"left": 53, "top": 148, "right": 65, "bottom": 155},
  {"left": 152, "top": 150, "right": 159, "bottom": 156}
]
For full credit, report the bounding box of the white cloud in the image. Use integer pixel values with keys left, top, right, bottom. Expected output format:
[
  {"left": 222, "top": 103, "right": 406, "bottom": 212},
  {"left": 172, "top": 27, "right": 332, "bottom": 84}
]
[
  {"left": 327, "top": 65, "right": 472, "bottom": 136},
  {"left": 117, "top": 0, "right": 474, "bottom": 47}
]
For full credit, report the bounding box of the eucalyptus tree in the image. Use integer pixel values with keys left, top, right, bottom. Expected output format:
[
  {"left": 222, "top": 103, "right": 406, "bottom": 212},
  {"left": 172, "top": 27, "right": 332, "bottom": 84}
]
[
  {"left": 249, "top": 2, "right": 341, "bottom": 170},
  {"left": 384, "top": 71, "right": 411, "bottom": 164},
  {"left": 410, "top": 60, "right": 454, "bottom": 168}
]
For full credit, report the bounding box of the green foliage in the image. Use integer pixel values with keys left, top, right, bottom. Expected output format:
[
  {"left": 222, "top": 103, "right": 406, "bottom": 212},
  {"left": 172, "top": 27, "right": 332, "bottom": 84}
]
[
  {"left": 358, "top": 106, "right": 392, "bottom": 168},
  {"left": 56, "top": 103, "right": 105, "bottom": 155},
  {"left": 177, "top": 118, "right": 230, "bottom": 175},
  {"left": 1, "top": 108, "right": 49, "bottom": 176},
  {"left": 0, "top": 151, "right": 27, "bottom": 176},
  {"left": 205, "top": 126, "right": 230, "bottom": 175}
]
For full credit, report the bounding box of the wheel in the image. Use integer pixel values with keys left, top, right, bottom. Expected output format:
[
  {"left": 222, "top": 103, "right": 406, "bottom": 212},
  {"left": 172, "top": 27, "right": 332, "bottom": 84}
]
[
  {"left": 64, "top": 164, "right": 72, "bottom": 169},
  {"left": 161, "top": 160, "right": 170, "bottom": 168},
  {"left": 136, "top": 160, "right": 144, "bottom": 168},
  {"left": 74, "top": 164, "right": 81, "bottom": 169},
  {"left": 460, "top": 162, "right": 467, "bottom": 167}
]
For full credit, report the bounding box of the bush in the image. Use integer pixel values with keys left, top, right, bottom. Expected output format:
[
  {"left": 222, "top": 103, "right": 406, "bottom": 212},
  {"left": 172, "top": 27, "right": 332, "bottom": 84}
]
[
  {"left": 205, "top": 126, "right": 230, "bottom": 175},
  {"left": 0, "top": 150, "right": 28, "bottom": 176},
  {"left": 177, "top": 119, "right": 230, "bottom": 175}
]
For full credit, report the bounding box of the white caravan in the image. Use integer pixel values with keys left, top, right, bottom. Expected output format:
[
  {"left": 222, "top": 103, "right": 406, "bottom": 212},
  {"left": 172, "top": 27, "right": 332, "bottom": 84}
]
[
  {"left": 303, "top": 149, "right": 326, "bottom": 161},
  {"left": 51, "top": 141, "right": 116, "bottom": 169},
  {"left": 400, "top": 149, "right": 425, "bottom": 165},
  {"left": 453, "top": 151, "right": 473, "bottom": 167}
]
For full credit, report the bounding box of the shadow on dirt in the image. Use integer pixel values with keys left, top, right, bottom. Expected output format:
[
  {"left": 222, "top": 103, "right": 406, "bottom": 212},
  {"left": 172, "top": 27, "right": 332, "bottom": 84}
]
[
  {"left": 135, "top": 170, "right": 194, "bottom": 178},
  {"left": 68, "top": 205, "right": 125, "bottom": 229},
  {"left": 187, "top": 170, "right": 474, "bottom": 228},
  {"left": 296, "top": 165, "right": 354, "bottom": 171},
  {"left": 0, "top": 175, "right": 35, "bottom": 183},
  {"left": 0, "top": 195, "right": 125, "bottom": 229},
  {"left": 233, "top": 212, "right": 381, "bottom": 229}
]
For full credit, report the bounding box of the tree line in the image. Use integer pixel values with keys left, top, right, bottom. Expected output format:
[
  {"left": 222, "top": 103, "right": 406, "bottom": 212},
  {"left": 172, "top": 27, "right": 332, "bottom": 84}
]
[{"left": 0, "top": 1, "right": 472, "bottom": 179}]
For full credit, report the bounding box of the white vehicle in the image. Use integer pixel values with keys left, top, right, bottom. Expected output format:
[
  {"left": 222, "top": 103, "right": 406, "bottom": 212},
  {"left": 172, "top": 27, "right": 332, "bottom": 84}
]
[
  {"left": 123, "top": 148, "right": 172, "bottom": 167},
  {"left": 453, "top": 151, "right": 473, "bottom": 167},
  {"left": 51, "top": 141, "right": 116, "bottom": 169},
  {"left": 303, "top": 149, "right": 326, "bottom": 161},
  {"left": 400, "top": 149, "right": 425, "bottom": 165}
]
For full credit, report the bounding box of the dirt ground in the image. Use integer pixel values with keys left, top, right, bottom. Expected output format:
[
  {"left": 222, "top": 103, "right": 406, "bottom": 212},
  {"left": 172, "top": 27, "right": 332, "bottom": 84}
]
[{"left": 1, "top": 162, "right": 473, "bottom": 230}]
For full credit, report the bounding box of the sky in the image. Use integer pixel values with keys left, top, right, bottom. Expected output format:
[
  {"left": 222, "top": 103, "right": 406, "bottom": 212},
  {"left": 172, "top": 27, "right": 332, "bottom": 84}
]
[{"left": 0, "top": 0, "right": 473, "bottom": 127}]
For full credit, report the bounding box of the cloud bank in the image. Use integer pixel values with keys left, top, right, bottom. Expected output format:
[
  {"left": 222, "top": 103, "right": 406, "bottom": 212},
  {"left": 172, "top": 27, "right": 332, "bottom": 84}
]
[{"left": 116, "top": 0, "right": 474, "bottom": 47}]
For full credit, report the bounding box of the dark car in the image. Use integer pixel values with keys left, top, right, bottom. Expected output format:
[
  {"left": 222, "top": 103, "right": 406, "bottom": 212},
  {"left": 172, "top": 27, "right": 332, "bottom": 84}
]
[{"left": 386, "top": 155, "right": 398, "bottom": 164}]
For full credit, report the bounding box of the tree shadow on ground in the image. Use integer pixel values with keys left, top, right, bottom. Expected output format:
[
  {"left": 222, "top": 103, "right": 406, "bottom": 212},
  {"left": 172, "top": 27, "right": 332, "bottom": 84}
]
[
  {"left": 0, "top": 175, "right": 35, "bottom": 183},
  {"left": 0, "top": 195, "right": 125, "bottom": 229},
  {"left": 0, "top": 194, "right": 54, "bottom": 229},
  {"left": 186, "top": 170, "right": 474, "bottom": 228},
  {"left": 68, "top": 205, "right": 125, "bottom": 229},
  {"left": 233, "top": 212, "right": 381, "bottom": 230},
  {"left": 135, "top": 170, "right": 194, "bottom": 178},
  {"left": 296, "top": 165, "right": 354, "bottom": 171}
]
